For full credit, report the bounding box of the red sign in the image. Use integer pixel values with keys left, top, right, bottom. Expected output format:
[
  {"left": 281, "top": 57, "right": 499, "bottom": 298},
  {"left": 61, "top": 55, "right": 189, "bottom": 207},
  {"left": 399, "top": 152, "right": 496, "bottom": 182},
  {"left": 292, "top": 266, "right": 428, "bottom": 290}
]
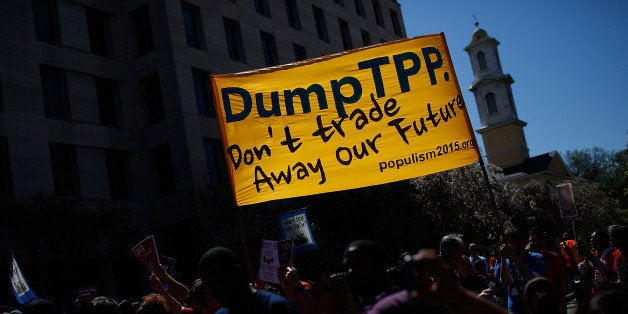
[
  {"left": 77, "top": 286, "right": 97, "bottom": 302},
  {"left": 132, "top": 235, "right": 161, "bottom": 273}
]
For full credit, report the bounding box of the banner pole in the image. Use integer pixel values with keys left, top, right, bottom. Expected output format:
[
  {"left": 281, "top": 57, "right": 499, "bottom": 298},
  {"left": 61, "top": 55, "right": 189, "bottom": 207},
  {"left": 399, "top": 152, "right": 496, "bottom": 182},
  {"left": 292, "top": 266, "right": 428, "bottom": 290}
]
[
  {"left": 478, "top": 155, "right": 499, "bottom": 214},
  {"left": 236, "top": 207, "right": 255, "bottom": 284}
]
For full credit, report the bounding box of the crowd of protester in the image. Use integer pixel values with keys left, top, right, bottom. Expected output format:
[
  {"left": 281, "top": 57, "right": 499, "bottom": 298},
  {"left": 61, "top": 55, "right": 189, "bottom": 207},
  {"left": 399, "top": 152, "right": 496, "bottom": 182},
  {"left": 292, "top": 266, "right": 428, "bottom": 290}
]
[{"left": 4, "top": 224, "right": 628, "bottom": 314}]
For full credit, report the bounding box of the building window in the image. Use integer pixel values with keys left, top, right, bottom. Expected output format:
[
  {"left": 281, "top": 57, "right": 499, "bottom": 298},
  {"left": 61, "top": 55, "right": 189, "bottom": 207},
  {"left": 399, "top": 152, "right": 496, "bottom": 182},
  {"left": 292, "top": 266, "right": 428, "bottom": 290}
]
[
  {"left": 203, "top": 138, "right": 226, "bottom": 186},
  {"left": 105, "top": 150, "right": 129, "bottom": 199},
  {"left": 338, "top": 19, "right": 353, "bottom": 50},
  {"left": 49, "top": 143, "right": 80, "bottom": 197},
  {"left": 0, "top": 138, "right": 13, "bottom": 197},
  {"left": 32, "top": 0, "right": 60, "bottom": 44},
  {"left": 0, "top": 76, "right": 4, "bottom": 112},
  {"left": 223, "top": 17, "right": 246, "bottom": 62},
  {"left": 312, "top": 6, "right": 329, "bottom": 42},
  {"left": 373, "top": 1, "right": 385, "bottom": 28},
  {"left": 260, "top": 31, "right": 279, "bottom": 67},
  {"left": 182, "top": 2, "right": 204, "bottom": 49},
  {"left": 354, "top": 0, "right": 365, "bottom": 17},
  {"left": 254, "top": 0, "right": 271, "bottom": 17},
  {"left": 293, "top": 44, "right": 306, "bottom": 61},
  {"left": 486, "top": 93, "right": 498, "bottom": 114},
  {"left": 390, "top": 10, "right": 402, "bottom": 36},
  {"left": 284, "top": 0, "right": 301, "bottom": 30},
  {"left": 95, "top": 77, "right": 120, "bottom": 126},
  {"left": 86, "top": 8, "right": 110, "bottom": 56},
  {"left": 477, "top": 51, "right": 487, "bottom": 71},
  {"left": 152, "top": 143, "right": 175, "bottom": 195},
  {"left": 361, "top": 29, "right": 371, "bottom": 46},
  {"left": 334, "top": 0, "right": 345, "bottom": 6},
  {"left": 40, "top": 65, "right": 69, "bottom": 119},
  {"left": 192, "top": 70, "right": 215, "bottom": 117},
  {"left": 131, "top": 5, "right": 154, "bottom": 57},
  {"left": 139, "top": 72, "right": 165, "bottom": 124}
]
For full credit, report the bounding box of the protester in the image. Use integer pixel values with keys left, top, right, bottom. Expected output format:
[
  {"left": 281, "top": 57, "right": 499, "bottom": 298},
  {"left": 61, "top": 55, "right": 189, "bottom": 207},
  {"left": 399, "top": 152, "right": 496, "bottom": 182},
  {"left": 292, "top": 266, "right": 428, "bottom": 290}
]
[
  {"left": 342, "top": 239, "right": 397, "bottom": 312},
  {"left": 523, "top": 277, "right": 560, "bottom": 314},
  {"left": 608, "top": 225, "right": 628, "bottom": 283},
  {"left": 494, "top": 229, "right": 547, "bottom": 314},
  {"left": 365, "top": 249, "right": 507, "bottom": 314},
  {"left": 198, "top": 246, "right": 299, "bottom": 314},
  {"left": 277, "top": 266, "right": 321, "bottom": 314},
  {"left": 137, "top": 293, "right": 168, "bottom": 314},
  {"left": 528, "top": 227, "right": 568, "bottom": 313},
  {"left": 577, "top": 229, "right": 617, "bottom": 297},
  {"left": 469, "top": 243, "right": 490, "bottom": 276},
  {"left": 86, "top": 296, "right": 118, "bottom": 314},
  {"left": 317, "top": 272, "right": 359, "bottom": 314}
]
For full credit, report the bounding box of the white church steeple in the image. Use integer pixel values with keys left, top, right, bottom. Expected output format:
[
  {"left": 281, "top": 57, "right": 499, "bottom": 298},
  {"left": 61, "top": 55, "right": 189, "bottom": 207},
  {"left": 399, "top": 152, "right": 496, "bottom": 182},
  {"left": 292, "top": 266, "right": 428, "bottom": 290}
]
[{"left": 464, "top": 21, "right": 529, "bottom": 169}]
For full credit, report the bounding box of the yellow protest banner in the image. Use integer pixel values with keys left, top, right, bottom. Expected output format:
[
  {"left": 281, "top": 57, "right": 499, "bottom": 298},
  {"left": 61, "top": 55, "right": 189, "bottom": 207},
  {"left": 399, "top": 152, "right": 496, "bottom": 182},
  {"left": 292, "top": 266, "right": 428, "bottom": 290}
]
[{"left": 212, "top": 33, "right": 480, "bottom": 206}]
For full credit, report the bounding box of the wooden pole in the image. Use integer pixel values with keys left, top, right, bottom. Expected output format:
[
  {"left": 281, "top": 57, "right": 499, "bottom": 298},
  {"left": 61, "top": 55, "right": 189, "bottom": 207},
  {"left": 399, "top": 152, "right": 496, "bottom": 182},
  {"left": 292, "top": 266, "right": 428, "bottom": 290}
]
[{"left": 236, "top": 206, "right": 255, "bottom": 284}]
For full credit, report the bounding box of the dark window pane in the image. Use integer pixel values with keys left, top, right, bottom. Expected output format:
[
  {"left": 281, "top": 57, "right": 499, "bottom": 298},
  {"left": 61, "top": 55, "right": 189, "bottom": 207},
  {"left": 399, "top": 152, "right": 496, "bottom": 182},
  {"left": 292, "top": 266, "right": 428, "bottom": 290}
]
[
  {"left": 354, "top": 0, "right": 365, "bottom": 17},
  {"left": 131, "top": 5, "right": 154, "bottom": 56},
  {"left": 293, "top": 44, "right": 306, "bottom": 61},
  {"left": 95, "top": 78, "right": 120, "bottom": 126},
  {"left": 105, "top": 150, "right": 129, "bottom": 199},
  {"left": 339, "top": 19, "right": 352, "bottom": 50},
  {"left": 87, "top": 8, "right": 109, "bottom": 55},
  {"left": 478, "top": 52, "right": 487, "bottom": 70},
  {"left": 361, "top": 29, "right": 371, "bottom": 46},
  {"left": 152, "top": 143, "right": 175, "bottom": 194},
  {"left": 254, "top": 0, "right": 271, "bottom": 17},
  {"left": 139, "top": 73, "right": 164, "bottom": 124},
  {"left": 182, "top": 3, "right": 203, "bottom": 48},
  {"left": 486, "top": 93, "right": 498, "bottom": 114},
  {"left": 203, "top": 138, "right": 226, "bottom": 186},
  {"left": 373, "top": 1, "right": 384, "bottom": 27},
  {"left": 50, "top": 143, "right": 80, "bottom": 197},
  {"left": 390, "top": 10, "right": 402, "bottom": 36},
  {"left": 0, "top": 138, "right": 13, "bottom": 197},
  {"left": 284, "top": 0, "right": 301, "bottom": 29},
  {"left": 260, "top": 31, "right": 279, "bottom": 66},
  {"left": 192, "top": 71, "right": 215, "bottom": 117},
  {"left": 32, "top": 0, "right": 59, "bottom": 43},
  {"left": 313, "top": 6, "right": 328, "bottom": 42},
  {"left": 40, "top": 65, "right": 69, "bottom": 119},
  {"left": 223, "top": 18, "right": 245, "bottom": 62}
]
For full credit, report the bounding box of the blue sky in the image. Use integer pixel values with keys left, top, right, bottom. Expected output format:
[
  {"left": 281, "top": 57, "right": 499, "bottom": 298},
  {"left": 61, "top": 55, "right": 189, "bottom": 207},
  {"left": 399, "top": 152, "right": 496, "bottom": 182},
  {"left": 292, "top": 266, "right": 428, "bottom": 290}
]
[{"left": 397, "top": 0, "right": 628, "bottom": 157}]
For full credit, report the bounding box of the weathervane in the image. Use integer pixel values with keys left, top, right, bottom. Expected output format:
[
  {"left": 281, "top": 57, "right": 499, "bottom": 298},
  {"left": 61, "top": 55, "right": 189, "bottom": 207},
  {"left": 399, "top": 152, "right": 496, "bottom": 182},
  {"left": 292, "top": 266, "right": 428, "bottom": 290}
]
[{"left": 473, "top": 14, "right": 479, "bottom": 28}]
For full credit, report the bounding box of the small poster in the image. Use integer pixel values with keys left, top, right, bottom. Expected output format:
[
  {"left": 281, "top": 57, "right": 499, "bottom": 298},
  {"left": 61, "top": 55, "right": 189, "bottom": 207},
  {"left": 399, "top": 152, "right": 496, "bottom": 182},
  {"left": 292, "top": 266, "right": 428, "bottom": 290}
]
[
  {"left": 557, "top": 183, "right": 578, "bottom": 218},
  {"left": 9, "top": 251, "right": 36, "bottom": 304},
  {"left": 160, "top": 255, "right": 177, "bottom": 274},
  {"left": 76, "top": 286, "right": 97, "bottom": 303},
  {"left": 132, "top": 235, "right": 161, "bottom": 273},
  {"left": 258, "top": 239, "right": 293, "bottom": 284},
  {"left": 280, "top": 208, "right": 317, "bottom": 254}
]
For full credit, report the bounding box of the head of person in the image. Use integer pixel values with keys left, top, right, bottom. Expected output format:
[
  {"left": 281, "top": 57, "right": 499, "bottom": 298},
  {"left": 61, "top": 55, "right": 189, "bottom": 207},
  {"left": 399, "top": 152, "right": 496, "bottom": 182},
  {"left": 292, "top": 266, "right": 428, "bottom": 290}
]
[
  {"left": 528, "top": 227, "right": 545, "bottom": 252},
  {"left": 589, "top": 286, "right": 628, "bottom": 314},
  {"left": 137, "top": 294, "right": 168, "bottom": 314},
  {"left": 187, "top": 279, "right": 222, "bottom": 314},
  {"left": 468, "top": 243, "right": 479, "bottom": 256},
  {"left": 198, "top": 246, "right": 249, "bottom": 308},
  {"left": 22, "top": 298, "right": 58, "bottom": 314},
  {"left": 439, "top": 233, "right": 464, "bottom": 266},
  {"left": 590, "top": 229, "right": 610, "bottom": 253},
  {"left": 503, "top": 229, "right": 526, "bottom": 257},
  {"left": 89, "top": 296, "right": 119, "bottom": 314},
  {"left": 343, "top": 239, "right": 389, "bottom": 298},
  {"left": 473, "top": 259, "right": 487, "bottom": 274},
  {"left": 609, "top": 225, "right": 628, "bottom": 252},
  {"left": 524, "top": 277, "right": 558, "bottom": 314}
]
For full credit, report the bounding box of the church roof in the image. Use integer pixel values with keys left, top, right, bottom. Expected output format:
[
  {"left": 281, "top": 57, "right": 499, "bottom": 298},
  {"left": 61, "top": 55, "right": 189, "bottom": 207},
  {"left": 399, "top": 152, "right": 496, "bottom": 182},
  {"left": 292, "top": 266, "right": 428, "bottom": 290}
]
[{"left": 501, "top": 151, "right": 571, "bottom": 181}]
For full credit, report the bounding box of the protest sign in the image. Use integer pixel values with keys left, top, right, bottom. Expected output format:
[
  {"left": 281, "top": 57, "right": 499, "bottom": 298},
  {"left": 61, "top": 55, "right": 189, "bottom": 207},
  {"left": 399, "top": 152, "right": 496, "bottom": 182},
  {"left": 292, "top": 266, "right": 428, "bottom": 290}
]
[
  {"left": 212, "top": 33, "right": 480, "bottom": 205},
  {"left": 76, "top": 286, "right": 97, "bottom": 303},
  {"left": 557, "top": 183, "right": 578, "bottom": 218},
  {"left": 9, "top": 251, "right": 36, "bottom": 304},
  {"left": 280, "top": 208, "right": 317, "bottom": 254},
  {"left": 160, "top": 255, "right": 177, "bottom": 274},
  {"left": 132, "top": 235, "right": 161, "bottom": 273},
  {"left": 258, "top": 239, "right": 293, "bottom": 284}
]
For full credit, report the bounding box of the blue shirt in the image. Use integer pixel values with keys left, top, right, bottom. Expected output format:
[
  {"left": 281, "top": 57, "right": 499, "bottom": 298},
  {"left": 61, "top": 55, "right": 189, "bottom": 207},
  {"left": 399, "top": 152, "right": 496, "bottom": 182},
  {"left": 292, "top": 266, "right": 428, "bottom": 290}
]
[{"left": 494, "top": 252, "right": 547, "bottom": 313}]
